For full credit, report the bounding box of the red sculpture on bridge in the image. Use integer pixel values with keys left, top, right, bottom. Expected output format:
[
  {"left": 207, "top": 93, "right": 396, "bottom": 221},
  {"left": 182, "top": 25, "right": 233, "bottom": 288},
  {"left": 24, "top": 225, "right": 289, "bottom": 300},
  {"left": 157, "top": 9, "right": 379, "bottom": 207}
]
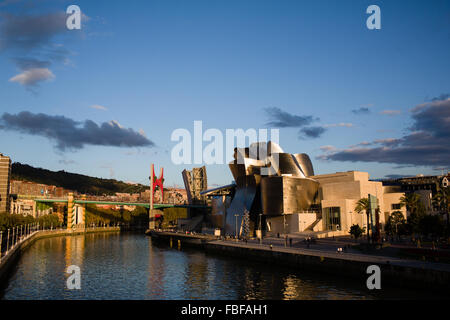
[{"left": 151, "top": 165, "right": 164, "bottom": 202}]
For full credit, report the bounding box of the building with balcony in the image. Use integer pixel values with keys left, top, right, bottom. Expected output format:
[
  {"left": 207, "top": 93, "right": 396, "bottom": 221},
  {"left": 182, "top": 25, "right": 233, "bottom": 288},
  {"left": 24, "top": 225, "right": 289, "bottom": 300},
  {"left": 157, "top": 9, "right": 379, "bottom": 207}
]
[{"left": 0, "top": 153, "right": 11, "bottom": 213}]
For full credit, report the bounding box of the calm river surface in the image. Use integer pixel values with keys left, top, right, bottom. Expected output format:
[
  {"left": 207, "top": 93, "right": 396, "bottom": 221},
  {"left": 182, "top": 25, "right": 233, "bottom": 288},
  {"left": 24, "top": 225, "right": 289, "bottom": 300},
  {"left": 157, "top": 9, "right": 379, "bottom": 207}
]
[{"left": 0, "top": 232, "right": 432, "bottom": 300}]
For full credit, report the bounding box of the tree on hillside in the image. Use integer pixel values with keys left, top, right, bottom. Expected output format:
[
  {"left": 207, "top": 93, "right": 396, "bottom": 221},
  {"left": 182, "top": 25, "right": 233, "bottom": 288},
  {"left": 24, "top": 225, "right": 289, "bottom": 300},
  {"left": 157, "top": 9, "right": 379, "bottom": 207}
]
[{"left": 11, "top": 162, "right": 149, "bottom": 196}]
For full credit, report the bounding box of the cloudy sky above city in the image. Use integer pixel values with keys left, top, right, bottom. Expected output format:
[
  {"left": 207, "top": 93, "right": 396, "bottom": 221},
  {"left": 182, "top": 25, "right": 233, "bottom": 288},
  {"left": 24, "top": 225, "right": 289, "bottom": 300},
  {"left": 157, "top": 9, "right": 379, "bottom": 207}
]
[{"left": 0, "top": 0, "right": 449, "bottom": 187}]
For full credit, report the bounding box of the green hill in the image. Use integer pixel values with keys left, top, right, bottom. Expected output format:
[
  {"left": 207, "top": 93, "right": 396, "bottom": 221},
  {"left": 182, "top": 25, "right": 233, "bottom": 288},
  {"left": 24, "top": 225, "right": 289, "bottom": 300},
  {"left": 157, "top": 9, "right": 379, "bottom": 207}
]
[{"left": 11, "top": 162, "right": 149, "bottom": 196}]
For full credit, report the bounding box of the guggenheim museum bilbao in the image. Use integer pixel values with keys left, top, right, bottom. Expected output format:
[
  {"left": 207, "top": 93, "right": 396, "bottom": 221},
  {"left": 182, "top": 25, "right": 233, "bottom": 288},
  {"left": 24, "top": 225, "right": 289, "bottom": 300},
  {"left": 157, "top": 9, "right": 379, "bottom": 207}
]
[{"left": 198, "top": 141, "right": 409, "bottom": 237}]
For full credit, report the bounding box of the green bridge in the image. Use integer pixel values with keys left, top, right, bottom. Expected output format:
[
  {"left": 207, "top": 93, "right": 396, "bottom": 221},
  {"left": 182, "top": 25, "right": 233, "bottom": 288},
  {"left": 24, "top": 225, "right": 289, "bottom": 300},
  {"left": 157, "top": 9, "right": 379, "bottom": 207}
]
[
  {"left": 34, "top": 198, "right": 208, "bottom": 209},
  {"left": 34, "top": 196, "right": 210, "bottom": 229}
]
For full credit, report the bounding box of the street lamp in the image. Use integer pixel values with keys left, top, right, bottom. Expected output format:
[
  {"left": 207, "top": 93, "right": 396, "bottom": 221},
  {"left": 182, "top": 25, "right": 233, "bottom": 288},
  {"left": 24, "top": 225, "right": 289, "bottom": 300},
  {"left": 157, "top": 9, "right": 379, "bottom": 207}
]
[
  {"left": 6, "top": 229, "right": 10, "bottom": 252},
  {"left": 258, "top": 213, "right": 262, "bottom": 244}
]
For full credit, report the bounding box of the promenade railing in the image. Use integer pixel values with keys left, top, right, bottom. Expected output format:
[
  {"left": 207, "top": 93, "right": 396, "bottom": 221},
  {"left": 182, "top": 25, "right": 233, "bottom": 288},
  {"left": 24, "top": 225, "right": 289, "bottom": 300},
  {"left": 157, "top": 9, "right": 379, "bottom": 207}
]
[
  {"left": 0, "top": 221, "right": 133, "bottom": 262},
  {"left": 0, "top": 222, "right": 46, "bottom": 262}
]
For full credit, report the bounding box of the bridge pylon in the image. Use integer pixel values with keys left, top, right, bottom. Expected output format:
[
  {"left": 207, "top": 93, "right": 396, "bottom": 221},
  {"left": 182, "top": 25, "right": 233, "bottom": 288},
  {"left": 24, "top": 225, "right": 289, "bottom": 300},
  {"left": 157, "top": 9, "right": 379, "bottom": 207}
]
[
  {"left": 67, "top": 192, "right": 74, "bottom": 230},
  {"left": 80, "top": 194, "right": 86, "bottom": 228},
  {"left": 149, "top": 164, "right": 164, "bottom": 230}
]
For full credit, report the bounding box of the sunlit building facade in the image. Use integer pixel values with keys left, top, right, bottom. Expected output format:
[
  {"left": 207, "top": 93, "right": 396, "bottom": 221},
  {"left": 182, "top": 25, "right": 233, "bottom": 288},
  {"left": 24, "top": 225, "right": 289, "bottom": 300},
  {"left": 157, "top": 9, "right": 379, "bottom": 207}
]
[{"left": 0, "top": 153, "right": 11, "bottom": 213}]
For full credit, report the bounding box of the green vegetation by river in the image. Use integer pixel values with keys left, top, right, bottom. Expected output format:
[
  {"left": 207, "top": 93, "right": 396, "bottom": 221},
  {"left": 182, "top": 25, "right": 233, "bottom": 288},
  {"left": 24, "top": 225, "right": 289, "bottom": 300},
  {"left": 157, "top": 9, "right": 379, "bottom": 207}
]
[
  {"left": 84, "top": 205, "right": 148, "bottom": 226},
  {"left": 1, "top": 205, "right": 187, "bottom": 231},
  {"left": 84, "top": 205, "right": 187, "bottom": 228},
  {"left": 0, "top": 212, "right": 61, "bottom": 232}
]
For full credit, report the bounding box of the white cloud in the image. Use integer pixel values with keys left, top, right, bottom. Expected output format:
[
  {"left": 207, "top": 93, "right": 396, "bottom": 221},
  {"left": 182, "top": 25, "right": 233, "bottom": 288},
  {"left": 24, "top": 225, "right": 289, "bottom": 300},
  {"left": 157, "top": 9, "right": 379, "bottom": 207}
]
[
  {"left": 319, "top": 145, "right": 337, "bottom": 152},
  {"left": 9, "top": 67, "right": 55, "bottom": 86},
  {"left": 349, "top": 141, "right": 372, "bottom": 148},
  {"left": 324, "top": 123, "right": 354, "bottom": 128},
  {"left": 319, "top": 96, "right": 450, "bottom": 167},
  {"left": 0, "top": 111, "right": 155, "bottom": 151},
  {"left": 90, "top": 104, "right": 108, "bottom": 111}
]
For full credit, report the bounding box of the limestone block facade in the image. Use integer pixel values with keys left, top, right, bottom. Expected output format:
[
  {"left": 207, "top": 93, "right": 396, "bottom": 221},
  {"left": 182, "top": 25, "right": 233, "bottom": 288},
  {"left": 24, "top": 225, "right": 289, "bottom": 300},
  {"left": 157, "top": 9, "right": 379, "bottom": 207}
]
[{"left": 311, "top": 171, "right": 406, "bottom": 234}]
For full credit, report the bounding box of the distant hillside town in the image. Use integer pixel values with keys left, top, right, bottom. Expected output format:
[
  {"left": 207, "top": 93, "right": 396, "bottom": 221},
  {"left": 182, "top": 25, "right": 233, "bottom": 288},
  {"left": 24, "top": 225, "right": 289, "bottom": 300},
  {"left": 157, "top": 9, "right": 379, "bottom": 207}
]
[
  {"left": 11, "top": 162, "right": 149, "bottom": 195},
  {"left": 0, "top": 157, "right": 188, "bottom": 217}
]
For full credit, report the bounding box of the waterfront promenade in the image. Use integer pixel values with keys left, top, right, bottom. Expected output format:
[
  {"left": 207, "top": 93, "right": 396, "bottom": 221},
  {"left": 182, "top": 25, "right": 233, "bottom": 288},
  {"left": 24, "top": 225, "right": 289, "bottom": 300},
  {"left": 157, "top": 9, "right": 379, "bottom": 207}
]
[{"left": 210, "top": 238, "right": 450, "bottom": 272}]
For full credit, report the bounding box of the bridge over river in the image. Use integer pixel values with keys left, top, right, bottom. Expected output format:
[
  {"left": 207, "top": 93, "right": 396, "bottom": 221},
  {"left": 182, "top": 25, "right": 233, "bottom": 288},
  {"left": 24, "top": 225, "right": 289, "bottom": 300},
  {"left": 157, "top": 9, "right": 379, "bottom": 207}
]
[
  {"left": 32, "top": 195, "right": 209, "bottom": 229},
  {"left": 34, "top": 197, "right": 208, "bottom": 209}
]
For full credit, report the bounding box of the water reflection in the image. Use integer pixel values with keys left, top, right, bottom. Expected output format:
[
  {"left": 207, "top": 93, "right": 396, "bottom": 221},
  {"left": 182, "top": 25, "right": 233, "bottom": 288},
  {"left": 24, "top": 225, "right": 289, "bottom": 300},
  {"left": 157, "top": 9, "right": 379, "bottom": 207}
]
[
  {"left": 64, "top": 235, "right": 85, "bottom": 272},
  {"left": 147, "top": 237, "right": 166, "bottom": 299},
  {"left": 0, "top": 233, "right": 429, "bottom": 300}
]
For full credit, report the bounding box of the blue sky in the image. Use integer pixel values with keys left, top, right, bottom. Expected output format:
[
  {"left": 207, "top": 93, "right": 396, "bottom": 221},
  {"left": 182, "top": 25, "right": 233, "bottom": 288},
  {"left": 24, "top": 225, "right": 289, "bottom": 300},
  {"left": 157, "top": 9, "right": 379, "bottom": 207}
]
[{"left": 1, "top": 0, "right": 449, "bottom": 187}]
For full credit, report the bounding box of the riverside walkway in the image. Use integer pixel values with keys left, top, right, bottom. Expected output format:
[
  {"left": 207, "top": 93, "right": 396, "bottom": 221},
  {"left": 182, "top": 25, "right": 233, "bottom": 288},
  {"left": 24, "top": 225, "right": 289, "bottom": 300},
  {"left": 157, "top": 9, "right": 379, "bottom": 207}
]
[
  {"left": 209, "top": 238, "right": 450, "bottom": 273},
  {"left": 149, "top": 230, "right": 450, "bottom": 271}
]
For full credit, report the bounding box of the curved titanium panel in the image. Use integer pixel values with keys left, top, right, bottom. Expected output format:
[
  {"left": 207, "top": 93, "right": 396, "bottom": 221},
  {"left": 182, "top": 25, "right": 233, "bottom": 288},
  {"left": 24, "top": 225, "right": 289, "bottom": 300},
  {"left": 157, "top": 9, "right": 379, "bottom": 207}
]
[
  {"left": 267, "top": 141, "right": 284, "bottom": 155},
  {"left": 248, "top": 141, "right": 284, "bottom": 159},
  {"left": 229, "top": 162, "right": 246, "bottom": 181},
  {"left": 229, "top": 158, "right": 265, "bottom": 181},
  {"left": 261, "top": 176, "right": 320, "bottom": 216},
  {"left": 224, "top": 175, "right": 257, "bottom": 236},
  {"left": 211, "top": 195, "right": 231, "bottom": 229},
  {"left": 225, "top": 143, "right": 317, "bottom": 231},
  {"left": 244, "top": 158, "right": 265, "bottom": 175},
  {"left": 271, "top": 153, "right": 306, "bottom": 178},
  {"left": 293, "top": 153, "right": 315, "bottom": 177},
  {"left": 260, "top": 176, "right": 284, "bottom": 216}
]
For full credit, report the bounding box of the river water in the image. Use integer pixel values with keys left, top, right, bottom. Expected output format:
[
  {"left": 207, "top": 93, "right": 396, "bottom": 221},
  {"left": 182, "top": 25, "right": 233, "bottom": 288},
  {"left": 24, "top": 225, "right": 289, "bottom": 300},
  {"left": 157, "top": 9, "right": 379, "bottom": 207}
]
[{"left": 0, "top": 232, "right": 430, "bottom": 300}]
